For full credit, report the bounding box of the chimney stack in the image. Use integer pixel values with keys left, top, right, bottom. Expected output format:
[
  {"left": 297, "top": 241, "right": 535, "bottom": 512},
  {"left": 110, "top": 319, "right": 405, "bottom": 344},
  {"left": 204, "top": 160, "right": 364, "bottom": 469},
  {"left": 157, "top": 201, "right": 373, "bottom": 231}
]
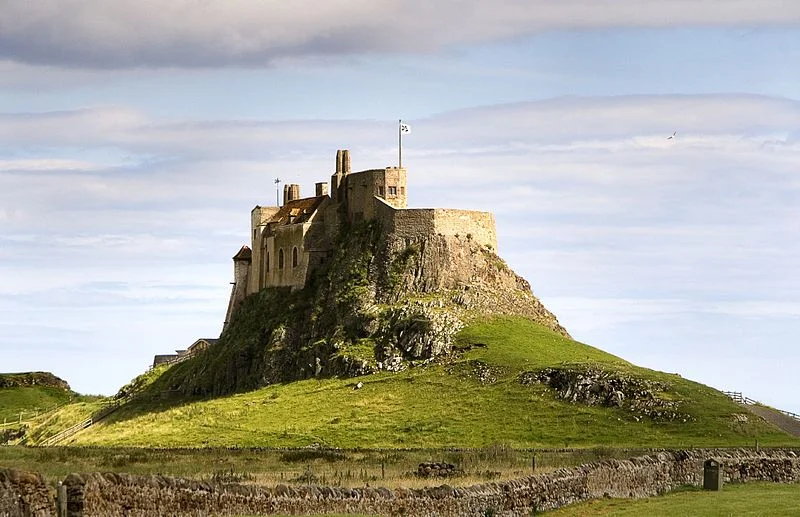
[
  {"left": 315, "top": 182, "right": 329, "bottom": 196},
  {"left": 283, "top": 184, "right": 300, "bottom": 205}
]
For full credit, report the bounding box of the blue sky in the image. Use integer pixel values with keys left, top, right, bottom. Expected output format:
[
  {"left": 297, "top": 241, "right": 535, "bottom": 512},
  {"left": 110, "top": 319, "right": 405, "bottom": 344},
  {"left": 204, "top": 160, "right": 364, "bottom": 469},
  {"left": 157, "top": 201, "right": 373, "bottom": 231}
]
[{"left": 1, "top": 1, "right": 798, "bottom": 414}]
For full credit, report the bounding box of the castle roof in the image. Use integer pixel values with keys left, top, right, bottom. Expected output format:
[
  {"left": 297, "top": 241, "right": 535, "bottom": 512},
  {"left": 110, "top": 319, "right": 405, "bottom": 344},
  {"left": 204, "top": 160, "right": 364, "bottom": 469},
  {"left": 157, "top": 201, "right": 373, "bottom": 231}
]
[
  {"left": 267, "top": 195, "right": 327, "bottom": 227},
  {"left": 233, "top": 246, "right": 252, "bottom": 261}
]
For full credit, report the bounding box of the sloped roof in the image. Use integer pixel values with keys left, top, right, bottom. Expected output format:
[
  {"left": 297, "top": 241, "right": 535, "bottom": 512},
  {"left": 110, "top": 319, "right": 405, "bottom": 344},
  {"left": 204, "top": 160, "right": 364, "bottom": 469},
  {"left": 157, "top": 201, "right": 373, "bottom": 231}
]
[
  {"left": 189, "top": 338, "right": 218, "bottom": 351},
  {"left": 233, "top": 246, "right": 252, "bottom": 261},
  {"left": 267, "top": 195, "right": 327, "bottom": 226}
]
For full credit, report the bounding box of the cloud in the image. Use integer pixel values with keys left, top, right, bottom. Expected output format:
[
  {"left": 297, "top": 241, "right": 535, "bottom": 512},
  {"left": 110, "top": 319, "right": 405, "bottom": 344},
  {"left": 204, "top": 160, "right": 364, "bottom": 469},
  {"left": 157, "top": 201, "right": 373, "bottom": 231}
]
[
  {"left": 2, "top": 93, "right": 798, "bottom": 399},
  {"left": 1, "top": 1, "right": 799, "bottom": 68}
]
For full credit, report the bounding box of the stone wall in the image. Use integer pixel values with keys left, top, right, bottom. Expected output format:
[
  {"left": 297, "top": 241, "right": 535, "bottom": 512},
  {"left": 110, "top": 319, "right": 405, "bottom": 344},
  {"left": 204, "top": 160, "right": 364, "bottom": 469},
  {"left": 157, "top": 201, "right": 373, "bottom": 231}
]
[
  {"left": 52, "top": 449, "right": 799, "bottom": 517},
  {"left": 432, "top": 208, "right": 497, "bottom": 251},
  {"left": 0, "top": 468, "right": 52, "bottom": 517}
]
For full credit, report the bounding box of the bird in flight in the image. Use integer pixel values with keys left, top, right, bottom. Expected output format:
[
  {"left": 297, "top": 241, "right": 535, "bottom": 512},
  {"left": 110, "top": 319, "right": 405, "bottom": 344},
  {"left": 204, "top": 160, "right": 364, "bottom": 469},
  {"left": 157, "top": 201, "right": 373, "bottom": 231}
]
[{"left": 667, "top": 131, "right": 677, "bottom": 140}]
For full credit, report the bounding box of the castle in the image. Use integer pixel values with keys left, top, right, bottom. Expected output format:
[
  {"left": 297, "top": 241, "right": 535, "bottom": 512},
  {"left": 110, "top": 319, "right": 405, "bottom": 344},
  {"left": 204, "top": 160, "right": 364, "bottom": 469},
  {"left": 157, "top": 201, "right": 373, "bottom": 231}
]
[{"left": 223, "top": 150, "right": 498, "bottom": 328}]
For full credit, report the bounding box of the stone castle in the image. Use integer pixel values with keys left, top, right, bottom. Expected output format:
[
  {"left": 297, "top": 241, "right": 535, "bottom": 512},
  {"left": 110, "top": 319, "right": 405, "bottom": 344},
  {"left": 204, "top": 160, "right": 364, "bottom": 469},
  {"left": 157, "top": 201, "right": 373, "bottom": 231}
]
[{"left": 223, "top": 149, "right": 497, "bottom": 327}]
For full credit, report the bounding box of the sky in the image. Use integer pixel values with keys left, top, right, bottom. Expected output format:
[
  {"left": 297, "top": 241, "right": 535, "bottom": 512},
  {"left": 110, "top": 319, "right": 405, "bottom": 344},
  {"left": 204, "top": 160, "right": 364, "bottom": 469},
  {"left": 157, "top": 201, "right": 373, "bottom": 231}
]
[{"left": 1, "top": 1, "right": 798, "bottom": 415}]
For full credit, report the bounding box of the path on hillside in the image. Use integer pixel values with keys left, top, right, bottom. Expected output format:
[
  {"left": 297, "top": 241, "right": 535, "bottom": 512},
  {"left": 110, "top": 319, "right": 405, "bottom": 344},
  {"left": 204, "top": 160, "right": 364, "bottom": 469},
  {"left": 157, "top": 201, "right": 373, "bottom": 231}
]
[{"left": 744, "top": 404, "right": 800, "bottom": 438}]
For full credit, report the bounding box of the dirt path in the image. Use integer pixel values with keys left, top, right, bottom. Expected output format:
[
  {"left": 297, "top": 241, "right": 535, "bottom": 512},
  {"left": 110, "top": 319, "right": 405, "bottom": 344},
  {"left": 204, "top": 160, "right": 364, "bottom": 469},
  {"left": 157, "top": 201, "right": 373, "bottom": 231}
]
[{"left": 744, "top": 404, "right": 800, "bottom": 438}]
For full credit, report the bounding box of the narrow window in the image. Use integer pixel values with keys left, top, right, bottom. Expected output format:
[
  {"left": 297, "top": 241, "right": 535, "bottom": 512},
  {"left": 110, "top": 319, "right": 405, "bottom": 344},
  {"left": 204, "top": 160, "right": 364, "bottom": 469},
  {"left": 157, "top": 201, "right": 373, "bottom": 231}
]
[
  {"left": 399, "top": 186, "right": 405, "bottom": 195},
  {"left": 292, "top": 247, "right": 299, "bottom": 268},
  {"left": 377, "top": 186, "right": 385, "bottom": 196},
  {"left": 278, "top": 248, "right": 285, "bottom": 269},
  {"left": 265, "top": 252, "right": 270, "bottom": 272},
  {"left": 388, "top": 186, "right": 397, "bottom": 196}
]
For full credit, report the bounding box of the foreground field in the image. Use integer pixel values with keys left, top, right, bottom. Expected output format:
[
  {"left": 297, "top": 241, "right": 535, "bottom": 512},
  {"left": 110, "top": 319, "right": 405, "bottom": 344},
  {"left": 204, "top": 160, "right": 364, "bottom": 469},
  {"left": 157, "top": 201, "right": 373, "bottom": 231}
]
[
  {"left": 547, "top": 482, "right": 800, "bottom": 516},
  {"left": 45, "top": 317, "right": 796, "bottom": 449},
  {"left": 0, "top": 445, "right": 640, "bottom": 488}
]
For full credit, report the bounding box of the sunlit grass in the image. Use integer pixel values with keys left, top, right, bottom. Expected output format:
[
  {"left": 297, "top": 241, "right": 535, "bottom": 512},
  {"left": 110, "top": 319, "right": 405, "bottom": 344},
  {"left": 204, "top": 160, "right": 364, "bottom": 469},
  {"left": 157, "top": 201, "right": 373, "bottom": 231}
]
[
  {"left": 51, "top": 316, "right": 797, "bottom": 449},
  {"left": 546, "top": 482, "right": 800, "bottom": 516}
]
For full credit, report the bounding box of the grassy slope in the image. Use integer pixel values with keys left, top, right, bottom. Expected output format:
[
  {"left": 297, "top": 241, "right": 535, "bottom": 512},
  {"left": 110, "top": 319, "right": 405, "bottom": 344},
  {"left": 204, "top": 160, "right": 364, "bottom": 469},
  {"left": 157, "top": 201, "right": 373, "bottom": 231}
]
[
  {"left": 0, "top": 386, "right": 74, "bottom": 422},
  {"left": 64, "top": 317, "right": 796, "bottom": 448},
  {"left": 547, "top": 482, "right": 800, "bottom": 516}
]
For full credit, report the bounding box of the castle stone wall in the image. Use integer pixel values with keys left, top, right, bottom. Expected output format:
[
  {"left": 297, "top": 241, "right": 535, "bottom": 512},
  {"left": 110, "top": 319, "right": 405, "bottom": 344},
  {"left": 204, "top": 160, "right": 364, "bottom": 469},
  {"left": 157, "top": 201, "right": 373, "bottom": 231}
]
[
  {"left": 247, "top": 206, "right": 280, "bottom": 295},
  {"left": 432, "top": 209, "right": 497, "bottom": 250},
  {"left": 265, "top": 223, "right": 310, "bottom": 289},
  {"left": 56, "top": 449, "right": 800, "bottom": 517},
  {"left": 375, "top": 201, "right": 497, "bottom": 251}
]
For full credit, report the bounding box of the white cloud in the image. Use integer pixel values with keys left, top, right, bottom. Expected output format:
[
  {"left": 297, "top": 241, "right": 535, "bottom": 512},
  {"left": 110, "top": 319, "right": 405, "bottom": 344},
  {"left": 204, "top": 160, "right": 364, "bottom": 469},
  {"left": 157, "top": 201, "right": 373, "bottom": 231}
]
[
  {"left": 2, "top": 93, "right": 798, "bottom": 401},
  {"left": 1, "top": 1, "right": 799, "bottom": 68}
]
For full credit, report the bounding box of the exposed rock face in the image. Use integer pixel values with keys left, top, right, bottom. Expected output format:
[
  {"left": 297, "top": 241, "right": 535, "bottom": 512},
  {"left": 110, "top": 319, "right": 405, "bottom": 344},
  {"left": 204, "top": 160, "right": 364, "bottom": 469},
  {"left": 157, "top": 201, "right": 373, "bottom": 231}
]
[
  {"left": 521, "top": 367, "right": 691, "bottom": 422},
  {"left": 384, "top": 232, "right": 568, "bottom": 337},
  {"left": 154, "top": 220, "right": 568, "bottom": 397},
  {"left": 0, "top": 372, "right": 70, "bottom": 391}
]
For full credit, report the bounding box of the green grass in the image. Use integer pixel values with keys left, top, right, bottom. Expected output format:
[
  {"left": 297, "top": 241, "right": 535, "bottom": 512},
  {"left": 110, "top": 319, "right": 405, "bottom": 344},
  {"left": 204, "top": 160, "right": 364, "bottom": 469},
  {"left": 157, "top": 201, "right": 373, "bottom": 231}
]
[
  {"left": 546, "top": 482, "right": 800, "bottom": 516},
  {"left": 0, "top": 386, "right": 75, "bottom": 423},
  {"left": 0, "top": 445, "right": 635, "bottom": 488},
  {"left": 47, "top": 316, "right": 796, "bottom": 449}
]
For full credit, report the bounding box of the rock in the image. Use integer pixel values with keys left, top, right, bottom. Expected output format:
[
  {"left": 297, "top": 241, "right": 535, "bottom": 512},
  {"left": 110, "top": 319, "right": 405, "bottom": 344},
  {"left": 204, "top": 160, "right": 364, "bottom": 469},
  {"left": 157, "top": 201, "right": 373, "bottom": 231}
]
[{"left": 354, "top": 382, "right": 363, "bottom": 390}]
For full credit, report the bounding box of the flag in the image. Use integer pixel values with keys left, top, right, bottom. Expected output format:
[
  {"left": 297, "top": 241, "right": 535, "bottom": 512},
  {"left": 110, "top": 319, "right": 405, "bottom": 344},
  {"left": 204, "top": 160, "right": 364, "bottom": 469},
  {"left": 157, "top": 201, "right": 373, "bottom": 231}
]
[{"left": 400, "top": 122, "right": 411, "bottom": 134}]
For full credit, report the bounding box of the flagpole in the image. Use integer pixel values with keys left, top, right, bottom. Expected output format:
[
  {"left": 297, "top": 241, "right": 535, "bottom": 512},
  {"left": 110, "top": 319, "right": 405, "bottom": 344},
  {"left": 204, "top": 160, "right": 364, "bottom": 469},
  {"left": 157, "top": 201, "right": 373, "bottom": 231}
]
[{"left": 398, "top": 119, "right": 402, "bottom": 169}]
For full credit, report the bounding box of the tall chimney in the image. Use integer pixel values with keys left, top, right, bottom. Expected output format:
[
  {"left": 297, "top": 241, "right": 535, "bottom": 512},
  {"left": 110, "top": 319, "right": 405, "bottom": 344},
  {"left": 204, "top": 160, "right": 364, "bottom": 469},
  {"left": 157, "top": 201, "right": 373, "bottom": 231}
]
[
  {"left": 335, "top": 150, "right": 343, "bottom": 175},
  {"left": 283, "top": 184, "right": 301, "bottom": 204},
  {"left": 342, "top": 150, "right": 351, "bottom": 174}
]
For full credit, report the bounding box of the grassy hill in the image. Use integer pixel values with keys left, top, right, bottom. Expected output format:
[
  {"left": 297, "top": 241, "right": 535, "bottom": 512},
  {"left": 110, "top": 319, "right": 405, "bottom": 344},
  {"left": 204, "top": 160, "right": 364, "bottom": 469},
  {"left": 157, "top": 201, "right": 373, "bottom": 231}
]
[
  {"left": 57, "top": 317, "right": 796, "bottom": 448},
  {"left": 0, "top": 372, "right": 74, "bottom": 423}
]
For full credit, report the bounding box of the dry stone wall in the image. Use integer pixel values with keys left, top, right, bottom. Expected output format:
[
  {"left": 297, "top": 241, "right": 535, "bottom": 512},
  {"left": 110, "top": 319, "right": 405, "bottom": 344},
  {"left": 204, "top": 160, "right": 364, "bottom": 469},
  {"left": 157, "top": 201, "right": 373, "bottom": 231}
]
[
  {"left": 0, "top": 468, "right": 52, "bottom": 517},
  {"left": 41, "top": 449, "right": 798, "bottom": 517}
]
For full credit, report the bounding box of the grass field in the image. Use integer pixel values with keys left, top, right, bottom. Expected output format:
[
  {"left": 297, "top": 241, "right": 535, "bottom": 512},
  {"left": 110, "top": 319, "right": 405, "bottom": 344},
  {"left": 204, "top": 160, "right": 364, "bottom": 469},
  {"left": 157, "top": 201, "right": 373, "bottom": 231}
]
[
  {"left": 547, "top": 482, "right": 800, "bottom": 516},
  {"left": 40, "top": 317, "right": 795, "bottom": 449},
  {"left": 0, "top": 445, "right": 652, "bottom": 488}
]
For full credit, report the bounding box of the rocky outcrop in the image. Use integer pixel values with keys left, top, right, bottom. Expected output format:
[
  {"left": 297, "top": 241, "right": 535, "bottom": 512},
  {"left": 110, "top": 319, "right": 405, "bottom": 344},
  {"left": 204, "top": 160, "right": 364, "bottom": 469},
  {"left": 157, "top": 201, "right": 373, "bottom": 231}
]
[
  {"left": 0, "top": 372, "right": 70, "bottom": 391},
  {"left": 384, "top": 233, "right": 568, "bottom": 337},
  {"left": 521, "top": 367, "right": 691, "bottom": 422},
  {"left": 152, "top": 220, "right": 569, "bottom": 397}
]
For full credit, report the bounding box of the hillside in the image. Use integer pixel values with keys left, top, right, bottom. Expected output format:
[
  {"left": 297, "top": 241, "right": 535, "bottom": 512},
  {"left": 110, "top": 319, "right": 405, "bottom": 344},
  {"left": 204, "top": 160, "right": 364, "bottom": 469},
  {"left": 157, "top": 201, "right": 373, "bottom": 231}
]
[
  {"left": 60, "top": 317, "right": 797, "bottom": 448},
  {"left": 25, "top": 219, "right": 799, "bottom": 449},
  {"left": 0, "top": 372, "right": 73, "bottom": 422}
]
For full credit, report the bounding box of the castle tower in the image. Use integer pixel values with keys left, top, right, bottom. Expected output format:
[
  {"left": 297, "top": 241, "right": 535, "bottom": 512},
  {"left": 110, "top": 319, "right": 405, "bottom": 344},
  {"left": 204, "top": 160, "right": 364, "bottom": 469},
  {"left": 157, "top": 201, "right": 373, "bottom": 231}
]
[{"left": 224, "top": 246, "right": 252, "bottom": 331}]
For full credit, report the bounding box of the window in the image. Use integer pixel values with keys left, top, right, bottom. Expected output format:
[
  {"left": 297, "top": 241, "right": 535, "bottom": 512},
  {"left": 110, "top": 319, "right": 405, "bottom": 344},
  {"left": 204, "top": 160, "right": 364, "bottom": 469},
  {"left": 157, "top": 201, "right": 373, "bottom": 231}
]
[
  {"left": 253, "top": 229, "right": 257, "bottom": 240},
  {"left": 278, "top": 248, "right": 285, "bottom": 269},
  {"left": 388, "top": 186, "right": 397, "bottom": 196},
  {"left": 400, "top": 186, "right": 405, "bottom": 195},
  {"left": 292, "top": 247, "right": 299, "bottom": 268},
  {"left": 265, "top": 252, "right": 270, "bottom": 272},
  {"left": 377, "top": 186, "right": 385, "bottom": 196}
]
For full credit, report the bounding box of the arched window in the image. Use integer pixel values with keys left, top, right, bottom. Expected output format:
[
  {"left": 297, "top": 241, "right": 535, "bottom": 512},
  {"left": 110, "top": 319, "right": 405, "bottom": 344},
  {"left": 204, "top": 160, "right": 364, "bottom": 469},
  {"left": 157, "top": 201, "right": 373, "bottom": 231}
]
[
  {"left": 278, "top": 248, "right": 285, "bottom": 269},
  {"left": 292, "top": 247, "right": 299, "bottom": 268}
]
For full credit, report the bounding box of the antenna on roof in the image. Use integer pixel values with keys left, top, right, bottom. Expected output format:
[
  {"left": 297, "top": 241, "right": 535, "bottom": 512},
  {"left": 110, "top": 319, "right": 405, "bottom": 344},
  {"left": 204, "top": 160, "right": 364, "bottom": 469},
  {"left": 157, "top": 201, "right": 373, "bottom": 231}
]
[{"left": 274, "top": 178, "right": 282, "bottom": 206}]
